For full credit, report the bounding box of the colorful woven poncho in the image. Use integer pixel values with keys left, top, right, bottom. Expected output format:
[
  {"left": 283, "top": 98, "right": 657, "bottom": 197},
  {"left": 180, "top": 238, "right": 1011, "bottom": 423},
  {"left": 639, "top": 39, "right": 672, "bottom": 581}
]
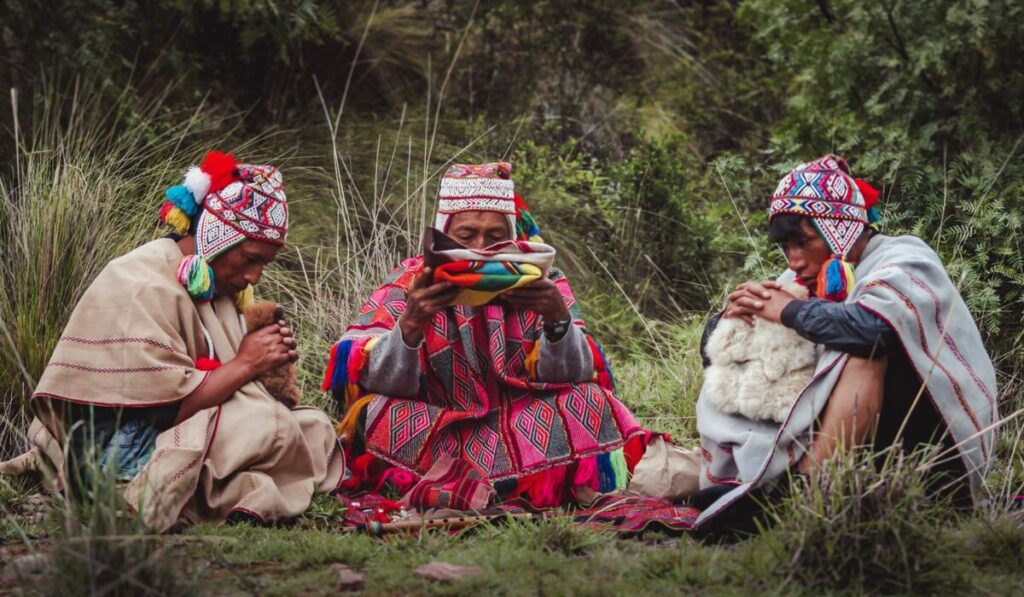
[
  {"left": 322, "top": 257, "right": 642, "bottom": 486},
  {"left": 423, "top": 227, "right": 556, "bottom": 306}
]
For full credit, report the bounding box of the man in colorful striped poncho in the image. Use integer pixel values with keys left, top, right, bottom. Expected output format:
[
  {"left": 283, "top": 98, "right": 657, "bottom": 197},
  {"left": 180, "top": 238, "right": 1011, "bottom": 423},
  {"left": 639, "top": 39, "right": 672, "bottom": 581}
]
[
  {"left": 695, "top": 155, "right": 998, "bottom": 532},
  {"left": 324, "top": 162, "right": 675, "bottom": 510}
]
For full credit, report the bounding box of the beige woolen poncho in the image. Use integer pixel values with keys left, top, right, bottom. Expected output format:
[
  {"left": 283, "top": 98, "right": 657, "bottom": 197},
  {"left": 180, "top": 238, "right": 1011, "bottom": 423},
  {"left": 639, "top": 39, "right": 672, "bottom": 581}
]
[{"left": 13, "top": 238, "right": 345, "bottom": 531}]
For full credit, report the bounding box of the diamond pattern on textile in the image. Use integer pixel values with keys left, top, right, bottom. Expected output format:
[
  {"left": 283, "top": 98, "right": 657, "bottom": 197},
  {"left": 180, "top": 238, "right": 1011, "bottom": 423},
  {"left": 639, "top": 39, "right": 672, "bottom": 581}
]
[
  {"left": 826, "top": 172, "right": 850, "bottom": 200},
  {"left": 514, "top": 400, "right": 555, "bottom": 454},
  {"left": 450, "top": 352, "right": 475, "bottom": 410},
  {"left": 768, "top": 198, "right": 866, "bottom": 222},
  {"left": 387, "top": 401, "right": 432, "bottom": 453},
  {"left": 430, "top": 428, "right": 461, "bottom": 462},
  {"left": 196, "top": 211, "right": 245, "bottom": 258},
  {"left": 563, "top": 387, "right": 603, "bottom": 438},
  {"left": 464, "top": 424, "right": 500, "bottom": 472},
  {"left": 200, "top": 164, "right": 288, "bottom": 249}
]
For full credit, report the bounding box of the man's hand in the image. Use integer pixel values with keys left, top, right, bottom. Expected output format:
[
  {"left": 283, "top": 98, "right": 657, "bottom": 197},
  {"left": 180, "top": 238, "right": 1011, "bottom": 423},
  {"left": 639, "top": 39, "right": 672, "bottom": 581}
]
[
  {"left": 176, "top": 320, "right": 297, "bottom": 426},
  {"left": 503, "top": 277, "right": 570, "bottom": 322},
  {"left": 757, "top": 288, "right": 797, "bottom": 324},
  {"left": 235, "top": 321, "right": 298, "bottom": 379},
  {"left": 724, "top": 280, "right": 789, "bottom": 325},
  {"left": 398, "top": 266, "right": 461, "bottom": 346}
]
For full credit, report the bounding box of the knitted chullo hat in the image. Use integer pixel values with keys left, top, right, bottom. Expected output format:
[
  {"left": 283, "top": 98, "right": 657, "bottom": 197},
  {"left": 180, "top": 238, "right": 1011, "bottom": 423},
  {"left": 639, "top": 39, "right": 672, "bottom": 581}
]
[
  {"left": 435, "top": 162, "right": 543, "bottom": 242},
  {"left": 769, "top": 155, "right": 881, "bottom": 302},
  {"left": 159, "top": 151, "right": 288, "bottom": 304}
]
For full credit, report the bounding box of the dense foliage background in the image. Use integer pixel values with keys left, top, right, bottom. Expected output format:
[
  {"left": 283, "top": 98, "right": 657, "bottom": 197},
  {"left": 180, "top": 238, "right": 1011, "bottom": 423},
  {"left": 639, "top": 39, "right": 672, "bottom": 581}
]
[{"left": 5, "top": 0, "right": 1023, "bottom": 344}]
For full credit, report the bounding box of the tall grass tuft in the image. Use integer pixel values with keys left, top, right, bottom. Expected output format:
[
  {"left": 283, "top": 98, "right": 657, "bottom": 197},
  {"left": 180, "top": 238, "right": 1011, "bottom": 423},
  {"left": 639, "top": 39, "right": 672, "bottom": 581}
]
[
  {"left": 6, "top": 452, "right": 195, "bottom": 595},
  {"left": 749, "top": 450, "right": 973, "bottom": 594},
  {"left": 0, "top": 81, "right": 235, "bottom": 458}
]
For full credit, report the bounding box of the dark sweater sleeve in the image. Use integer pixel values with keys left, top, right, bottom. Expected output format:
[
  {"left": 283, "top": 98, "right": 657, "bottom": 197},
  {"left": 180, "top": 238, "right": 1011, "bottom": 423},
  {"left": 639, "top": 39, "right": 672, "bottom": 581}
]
[{"left": 780, "top": 299, "right": 896, "bottom": 357}]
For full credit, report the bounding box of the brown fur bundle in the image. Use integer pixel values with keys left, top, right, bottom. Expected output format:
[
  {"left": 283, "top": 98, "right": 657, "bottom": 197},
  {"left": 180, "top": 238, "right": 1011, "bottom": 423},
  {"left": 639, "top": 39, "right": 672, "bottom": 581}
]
[{"left": 243, "top": 301, "right": 301, "bottom": 408}]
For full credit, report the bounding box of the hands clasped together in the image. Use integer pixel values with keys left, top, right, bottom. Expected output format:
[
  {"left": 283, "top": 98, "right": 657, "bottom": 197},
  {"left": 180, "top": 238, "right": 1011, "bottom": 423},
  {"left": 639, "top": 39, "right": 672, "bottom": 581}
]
[
  {"left": 398, "top": 266, "right": 570, "bottom": 346},
  {"left": 723, "top": 280, "right": 798, "bottom": 325},
  {"left": 236, "top": 319, "right": 299, "bottom": 378}
]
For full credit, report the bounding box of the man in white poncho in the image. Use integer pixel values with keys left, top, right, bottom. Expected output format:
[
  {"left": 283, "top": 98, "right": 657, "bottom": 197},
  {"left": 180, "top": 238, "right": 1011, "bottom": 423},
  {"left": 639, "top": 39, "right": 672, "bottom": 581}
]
[{"left": 695, "top": 155, "right": 998, "bottom": 532}]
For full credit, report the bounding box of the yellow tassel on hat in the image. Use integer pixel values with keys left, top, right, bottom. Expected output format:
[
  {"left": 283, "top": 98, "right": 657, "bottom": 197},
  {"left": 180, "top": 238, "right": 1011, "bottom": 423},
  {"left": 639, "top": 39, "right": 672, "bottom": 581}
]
[
  {"left": 163, "top": 205, "right": 191, "bottom": 235},
  {"left": 234, "top": 284, "right": 255, "bottom": 311}
]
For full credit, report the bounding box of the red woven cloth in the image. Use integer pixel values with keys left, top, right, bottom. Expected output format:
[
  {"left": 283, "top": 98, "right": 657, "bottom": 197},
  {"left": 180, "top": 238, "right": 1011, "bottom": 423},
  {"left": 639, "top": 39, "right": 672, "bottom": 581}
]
[{"left": 573, "top": 495, "right": 700, "bottom": 533}]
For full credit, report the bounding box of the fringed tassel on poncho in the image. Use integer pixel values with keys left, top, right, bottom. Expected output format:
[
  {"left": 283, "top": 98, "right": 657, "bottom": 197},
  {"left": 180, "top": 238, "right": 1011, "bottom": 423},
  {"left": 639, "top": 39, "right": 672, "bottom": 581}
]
[{"left": 323, "top": 337, "right": 380, "bottom": 438}]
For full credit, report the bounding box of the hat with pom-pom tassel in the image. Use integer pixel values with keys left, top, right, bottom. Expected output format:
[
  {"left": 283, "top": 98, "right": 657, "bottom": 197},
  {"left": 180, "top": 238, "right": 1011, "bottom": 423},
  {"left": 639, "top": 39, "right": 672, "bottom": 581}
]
[
  {"left": 435, "top": 162, "right": 545, "bottom": 242},
  {"left": 768, "top": 155, "right": 881, "bottom": 302},
  {"left": 159, "top": 151, "right": 288, "bottom": 302}
]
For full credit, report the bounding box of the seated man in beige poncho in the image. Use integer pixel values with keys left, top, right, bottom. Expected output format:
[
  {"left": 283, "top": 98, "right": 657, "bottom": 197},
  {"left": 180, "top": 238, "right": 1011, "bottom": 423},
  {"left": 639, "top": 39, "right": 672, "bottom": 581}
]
[{"left": 2, "top": 151, "right": 345, "bottom": 531}]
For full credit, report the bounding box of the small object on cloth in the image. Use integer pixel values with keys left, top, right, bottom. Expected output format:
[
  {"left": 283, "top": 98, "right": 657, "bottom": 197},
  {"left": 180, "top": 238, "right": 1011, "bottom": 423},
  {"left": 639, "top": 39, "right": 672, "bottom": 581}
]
[
  {"left": 331, "top": 564, "right": 366, "bottom": 591},
  {"left": 422, "top": 226, "right": 556, "bottom": 306},
  {"left": 624, "top": 436, "right": 701, "bottom": 500},
  {"left": 194, "top": 356, "right": 222, "bottom": 371},
  {"left": 703, "top": 282, "right": 816, "bottom": 423},
  {"left": 574, "top": 495, "right": 701, "bottom": 534},
  {"left": 402, "top": 456, "right": 495, "bottom": 511},
  {"left": 337, "top": 492, "right": 405, "bottom": 529},
  {"left": 413, "top": 562, "right": 485, "bottom": 582},
  {"left": 769, "top": 155, "right": 880, "bottom": 301},
  {"left": 242, "top": 301, "right": 300, "bottom": 407}
]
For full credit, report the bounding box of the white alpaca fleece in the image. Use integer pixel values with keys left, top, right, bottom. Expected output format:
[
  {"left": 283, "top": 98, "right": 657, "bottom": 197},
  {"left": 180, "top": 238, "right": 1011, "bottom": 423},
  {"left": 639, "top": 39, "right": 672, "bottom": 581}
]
[{"left": 704, "top": 283, "right": 816, "bottom": 423}]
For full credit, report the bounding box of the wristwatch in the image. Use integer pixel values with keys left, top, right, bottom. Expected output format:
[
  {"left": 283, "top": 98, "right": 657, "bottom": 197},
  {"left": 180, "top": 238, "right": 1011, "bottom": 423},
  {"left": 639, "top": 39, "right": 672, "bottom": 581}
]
[{"left": 543, "top": 317, "right": 572, "bottom": 342}]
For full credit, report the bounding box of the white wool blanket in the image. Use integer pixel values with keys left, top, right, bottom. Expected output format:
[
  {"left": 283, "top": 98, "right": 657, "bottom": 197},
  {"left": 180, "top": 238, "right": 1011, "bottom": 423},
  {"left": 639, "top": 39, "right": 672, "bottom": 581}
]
[
  {"left": 704, "top": 283, "right": 815, "bottom": 423},
  {"left": 695, "top": 234, "right": 998, "bottom": 529}
]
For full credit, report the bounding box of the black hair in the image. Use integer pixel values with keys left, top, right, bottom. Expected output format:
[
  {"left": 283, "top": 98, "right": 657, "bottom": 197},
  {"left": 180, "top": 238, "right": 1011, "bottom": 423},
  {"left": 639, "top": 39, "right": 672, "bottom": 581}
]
[{"left": 768, "top": 214, "right": 808, "bottom": 244}]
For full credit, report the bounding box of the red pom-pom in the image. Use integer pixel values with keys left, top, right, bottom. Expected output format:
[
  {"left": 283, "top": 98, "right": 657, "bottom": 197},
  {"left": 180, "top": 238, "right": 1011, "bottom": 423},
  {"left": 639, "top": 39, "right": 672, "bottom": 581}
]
[
  {"left": 200, "top": 150, "right": 237, "bottom": 194},
  {"left": 195, "top": 356, "right": 222, "bottom": 371},
  {"left": 855, "top": 178, "right": 880, "bottom": 210},
  {"left": 159, "top": 201, "right": 174, "bottom": 221}
]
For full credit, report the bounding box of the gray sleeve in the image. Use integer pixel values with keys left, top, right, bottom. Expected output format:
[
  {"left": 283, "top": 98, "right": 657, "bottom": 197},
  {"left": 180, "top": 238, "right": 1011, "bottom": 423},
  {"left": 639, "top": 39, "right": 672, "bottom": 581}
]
[
  {"left": 360, "top": 327, "right": 422, "bottom": 397},
  {"left": 536, "top": 323, "right": 594, "bottom": 383}
]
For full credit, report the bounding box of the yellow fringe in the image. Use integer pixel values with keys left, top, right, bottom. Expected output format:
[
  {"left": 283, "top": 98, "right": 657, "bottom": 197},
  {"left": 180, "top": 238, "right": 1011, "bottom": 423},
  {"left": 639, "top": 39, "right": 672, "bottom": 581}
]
[
  {"left": 524, "top": 341, "right": 541, "bottom": 380},
  {"left": 334, "top": 337, "right": 381, "bottom": 440},
  {"left": 336, "top": 394, "right": 376, "bottom": 440}
]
